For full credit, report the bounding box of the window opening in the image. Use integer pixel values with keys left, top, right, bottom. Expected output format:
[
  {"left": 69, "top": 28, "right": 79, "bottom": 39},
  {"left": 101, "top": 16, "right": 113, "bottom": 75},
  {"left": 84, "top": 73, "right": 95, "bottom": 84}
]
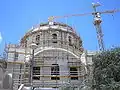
[
  {"left": 33, "top": 67, "right": 40, "bottom": 80},
  {"left": 14, "top": 52, "right": 18, "bottom": 60},
  {"left": 36, "top": 35, "right": 40, "bottom": 45},
  {"left": 68, "top": 36, "right": 72, "bottom": 46},
  {"left": 51, "top": 64, "right": 60, "bottom": 80},
  {"left": 70, "top": 67, "right": 78, "bottom": 80},
  {"left": 52, "top": 33, "right": 57, "bottom": 43}
]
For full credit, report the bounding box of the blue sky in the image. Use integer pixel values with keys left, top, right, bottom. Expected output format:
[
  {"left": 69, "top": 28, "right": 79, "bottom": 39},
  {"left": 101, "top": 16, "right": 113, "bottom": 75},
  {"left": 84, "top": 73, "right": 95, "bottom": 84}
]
[{"left": 0, "top": 0, "right": 120, "bottom": 54}]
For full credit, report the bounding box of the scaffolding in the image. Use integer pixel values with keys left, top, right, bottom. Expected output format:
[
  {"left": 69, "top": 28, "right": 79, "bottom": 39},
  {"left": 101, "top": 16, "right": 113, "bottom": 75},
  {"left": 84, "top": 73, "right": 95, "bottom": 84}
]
[{"left": 4, "top": 22, "right": 88, "bottom": 90}]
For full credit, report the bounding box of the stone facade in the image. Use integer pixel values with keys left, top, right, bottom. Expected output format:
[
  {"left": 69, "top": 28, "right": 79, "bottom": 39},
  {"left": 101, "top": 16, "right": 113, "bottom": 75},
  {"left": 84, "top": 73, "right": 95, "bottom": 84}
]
[{"left": 0, "top": 22, "right": 95, "bottom": 90}]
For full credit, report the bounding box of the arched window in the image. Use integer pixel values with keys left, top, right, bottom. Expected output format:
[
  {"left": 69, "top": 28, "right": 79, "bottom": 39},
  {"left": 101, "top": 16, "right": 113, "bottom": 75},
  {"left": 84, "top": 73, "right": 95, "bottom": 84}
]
[
  {"left": 68, "top": 36, "right": 72, "bottom": 46},
  {"left": 52, "top": 33, "right": 57, "bottom": 43},
  {"left": 36, "top": 35, "right": 40, "bottom": 45},
  {"left": 51, "top": 64, "right": 60, "bottom": 80}
]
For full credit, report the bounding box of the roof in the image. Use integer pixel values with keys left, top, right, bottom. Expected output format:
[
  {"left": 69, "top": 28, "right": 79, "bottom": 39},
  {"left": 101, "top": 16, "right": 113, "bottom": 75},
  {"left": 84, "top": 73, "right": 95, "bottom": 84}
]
[{"left": 20, "top": 22, "right": 78, "bottom": 43}]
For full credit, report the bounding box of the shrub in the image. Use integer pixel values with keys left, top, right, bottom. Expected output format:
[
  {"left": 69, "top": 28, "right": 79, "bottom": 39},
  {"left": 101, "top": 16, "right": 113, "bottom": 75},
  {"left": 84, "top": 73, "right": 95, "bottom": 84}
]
[{"left": 92, "top": 47, "right": 120, "bottom": 90}]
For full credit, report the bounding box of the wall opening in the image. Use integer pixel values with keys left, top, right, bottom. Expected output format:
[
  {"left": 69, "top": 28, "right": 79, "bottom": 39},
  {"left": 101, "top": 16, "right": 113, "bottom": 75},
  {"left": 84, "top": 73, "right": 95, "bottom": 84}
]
[
  {"left": 33, "top": 66, "right": 40, "bottom": 80},
  {"left": 52, "top": 34, "right": 57, "bottom": 43},
  {"left": 70, "top": 67, "right": 78, "bottom": 80},
  {"left": 68, "top": 36, "right": 72, "bottom": 46},
  {"left": 14, "top": 52, "right": 18, "bottom": 60},
  {"left": 36, "top": 35, "right": 40, "bottom": 45},
  {"left": 51, "top": 64, "right": 60, "bottom": 80}
]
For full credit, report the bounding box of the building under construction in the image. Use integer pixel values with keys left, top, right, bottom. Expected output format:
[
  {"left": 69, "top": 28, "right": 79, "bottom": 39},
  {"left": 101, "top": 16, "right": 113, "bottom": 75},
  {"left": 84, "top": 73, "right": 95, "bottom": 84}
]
[{"left": 0, "top": 22, "right": 95, "bottom": 90}]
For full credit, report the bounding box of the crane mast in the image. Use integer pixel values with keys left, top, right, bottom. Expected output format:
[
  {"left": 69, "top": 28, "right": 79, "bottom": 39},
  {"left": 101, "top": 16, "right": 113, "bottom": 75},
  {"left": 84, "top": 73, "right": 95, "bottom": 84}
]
[
  {"left": 48, "top": 3, "right": 119, "bottom": 51},
  {"left": 92, "top": 3, "right": 105, "bottom": 51}
]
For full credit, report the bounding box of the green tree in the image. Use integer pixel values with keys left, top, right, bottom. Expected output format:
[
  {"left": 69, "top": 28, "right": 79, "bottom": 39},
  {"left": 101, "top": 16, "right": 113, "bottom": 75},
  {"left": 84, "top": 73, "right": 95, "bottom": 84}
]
[{"left": 92, "top": 47, "right": 120, "bottom": 90}]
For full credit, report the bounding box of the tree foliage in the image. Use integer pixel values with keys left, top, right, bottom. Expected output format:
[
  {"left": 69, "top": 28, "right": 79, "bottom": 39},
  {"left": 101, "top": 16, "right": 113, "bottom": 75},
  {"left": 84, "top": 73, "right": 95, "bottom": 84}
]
[{"left": 92, "top": 47, "right": 120, "bottom": 90}]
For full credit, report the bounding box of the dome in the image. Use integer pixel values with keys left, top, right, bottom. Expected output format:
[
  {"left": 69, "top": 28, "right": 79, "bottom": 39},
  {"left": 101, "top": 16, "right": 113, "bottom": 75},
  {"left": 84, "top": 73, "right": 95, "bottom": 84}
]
[
  {"left": 32, "top": 22, "right": 75, "bottom": 33},
  {"left": 20, "top": 22, "right": 77, "bottom": 44},
  {"left": 20, "top": 22, "right": 83, "bottom": 53}
]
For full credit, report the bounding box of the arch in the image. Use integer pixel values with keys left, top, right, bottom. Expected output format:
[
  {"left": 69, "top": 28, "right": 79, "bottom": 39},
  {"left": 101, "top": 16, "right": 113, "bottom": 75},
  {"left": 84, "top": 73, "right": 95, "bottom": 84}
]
[
  {"left": 34, "top": 47, "right": 87, "bottom": 73},
  {"left": 36, "top": 35, "right": 40, "bottom": 45},
  {"left": 34, "top": 47, "right": 79, "bottom": 59},
  {"left": 36, "top": 35, "right": 40, "bottom": 41},
  {"left": 68, "top": 36, "right": 72, "bottom": 45},
  {"left": 52, "top": 33, "right": 57, "bottom": 43},
  {"left": 52, "top": 33, "right": 57, "bottom": 39}
]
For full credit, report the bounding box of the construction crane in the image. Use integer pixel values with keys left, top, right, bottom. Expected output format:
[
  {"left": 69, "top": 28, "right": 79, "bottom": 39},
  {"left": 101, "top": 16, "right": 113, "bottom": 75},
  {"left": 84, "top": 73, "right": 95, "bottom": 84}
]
[{"left": 48, "top": 3, "right": 120, "bottom": 51}]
